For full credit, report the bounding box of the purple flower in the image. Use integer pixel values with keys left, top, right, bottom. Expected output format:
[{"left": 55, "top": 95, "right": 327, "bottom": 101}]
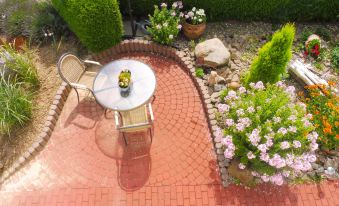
[
  {"left": 214, "top": 127, "right": 223, "bottom": 142},
  {"left": 238, "top": 118, "right": 251, "bottom": 127},
  {"left": 247, "top": 151, "right": 256, "bottom": 159},
  {"left": 260, "top": 152, "right": 270, "bottom": 162},
  {"left": 276, "top": 81, "right": 286, "bottom": 88},
  {"left": 217, "top": 104, "right": 230, "bottom": 113},
  {"left": 277, "top": 127, "right": 288, "bottom": 135},
  {"left": 238, "top": 163, "right": 246, "bottom": 170},
  {"left": 280, "top": 141, "right": 290, "bottom": 150},
  {"left": 224, "top": 149, "right": 234, "bottom": 159},
  {"left": 236, "top": 123, "right": 245, "bottom": 132},
  {"left": 269, "top": 154, "right": 286, "bottom": 168},
  {"left": 282, "top": 171, "right": 290, "bottom": 177},
  {"left": 265, "top": 138, "right": 273, "bottom": 147},
  {"left": 293, "top": 140, "right": 301, "bottom": 148},
  {"left": 221, "top": 135, "right": 233, "bottom": 146},
  {"left": 310, "top": 142, "right": 318, "bottom": 151},
  {"left": 251, "top": 171, "right": 259, "bottom": 177},
  {"left": 286, "top": 86, "right": 295, "bottom": 95},
  {"left": 270, "top": 173, "right": 284, "bottom": 186},
  {"left": 307, "top": 154, "right": 316, "bottom": 163},
  {"left": 225, "top": 90, "right": 238, "bottom": 101},
  {"left": 248, "top": 129, "right": 261, "bottom": 146}
]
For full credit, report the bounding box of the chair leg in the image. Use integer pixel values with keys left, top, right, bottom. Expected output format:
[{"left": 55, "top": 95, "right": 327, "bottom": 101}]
[
  {"left": 122, "top": 132, "right": 128, "bottom": 145},
  {"left": 149, "top": 128, "right": 153, "bottom": 143},
  {"left": 152, "top": 95, "right": 156, "bottom": 103},
  {"left": 75, "top": 89, "right": 80, "bottom": 103}
]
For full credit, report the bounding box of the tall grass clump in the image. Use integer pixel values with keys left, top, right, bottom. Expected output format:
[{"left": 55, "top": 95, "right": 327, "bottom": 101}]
[
  {"left": 245, "top": 23, "right": 295, "bottom": 85},
  {"left": 0, "top": 76, "right": 33, "bottom": 136},
  {"left": 0, "top": 45, "right": 39, "bottom": 90}
]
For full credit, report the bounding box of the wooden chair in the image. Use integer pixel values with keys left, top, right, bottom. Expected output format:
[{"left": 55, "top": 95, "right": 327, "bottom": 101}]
[
  {"left": 114, "top": 103, "right": 154, "bottom": 145},
  {"left": 57, "top": 53, "right": 102, "bottom": 102}
]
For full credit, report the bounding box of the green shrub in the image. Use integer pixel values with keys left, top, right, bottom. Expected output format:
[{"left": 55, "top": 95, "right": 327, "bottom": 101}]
[
  {"left": 300, "top": 28, "right": 312, "bottom": 43},
  {"left": 315, "top": 27, "right": 331, "bottom": 42},
  {"left": 119, "top": 0, "right": 338, "bottom": 22},
  {"left": 195, "top": 68, "right": 204, "bottom": 78},
  {"left": 52, "top": 0, "right": 123, "bottom": 52},
  {"left": 216, "top": 81, "right": 317, "bottom": 185},
  {"left": 30, "top": 1, "right": 71, "bottom": 42},
  {"left": 0, "top": 77, "right": 32, "bottom": 136},
  {"left": 331, "top": 46, "right": 339, "bottom": 70},
  {"left": 0, "top": 45, "right": 39, "bottom": 90},
  {"left": 245, "top": 23, "right": 295, "bottom": 85},
  {"left": 147, "top": 3, "right": 181, "bottom": 45}
]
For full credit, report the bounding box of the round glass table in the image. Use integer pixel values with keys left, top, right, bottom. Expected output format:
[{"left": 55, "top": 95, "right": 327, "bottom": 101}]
[{"left": 93, "top": 60, "right": 156, "bottom": 111}]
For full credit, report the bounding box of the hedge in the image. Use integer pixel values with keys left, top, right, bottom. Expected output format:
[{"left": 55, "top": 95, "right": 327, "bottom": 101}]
[
  {"left": 52, "top": 0, "right": 123, "bottom": 52},
  {"left": 119, "top": 0, "right": 338, "bottom": 22}
]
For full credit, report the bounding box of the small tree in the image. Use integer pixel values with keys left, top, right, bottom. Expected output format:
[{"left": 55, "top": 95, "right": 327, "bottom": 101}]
[{"left": 245, "top": 23, "right": 295, "bottom": 85}]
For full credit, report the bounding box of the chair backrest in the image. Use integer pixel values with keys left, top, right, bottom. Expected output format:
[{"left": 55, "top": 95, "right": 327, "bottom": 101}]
[
  {"left": 57, "top": 53, "right": 86, "bottom": 84},
  {"left": 119, "top": 105, "right": 151, "bottom": 132}
]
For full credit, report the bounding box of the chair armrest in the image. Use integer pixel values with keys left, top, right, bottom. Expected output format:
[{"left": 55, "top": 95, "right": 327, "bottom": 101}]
[
  {"left": 70, "top": 83, "right": 88, "bottom": 90},
  {"left": 114, "top": 111, "right": 120, "bottom": 129},
  {"left": 84, "top": 60, "right": 102, "bottom": 66},
  {"left": 148, "top": 103, "right": 154, "bottom": 122}
]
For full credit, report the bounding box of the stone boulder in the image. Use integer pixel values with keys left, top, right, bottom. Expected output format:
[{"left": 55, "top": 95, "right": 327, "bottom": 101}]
[
  {"left": 207, "top": 71, "right": 226, "bottom": 86},
  {"left": 195, "top": 38, "right": 230, "bottom": 68}
]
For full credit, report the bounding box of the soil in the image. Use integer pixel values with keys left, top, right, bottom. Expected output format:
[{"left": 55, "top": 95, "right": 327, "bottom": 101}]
[{"left": 0, "top": 36, "right": 87, "bottom": 175}]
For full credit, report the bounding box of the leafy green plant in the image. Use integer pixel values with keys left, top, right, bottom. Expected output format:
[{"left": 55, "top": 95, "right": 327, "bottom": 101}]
[
  {"left": 51, "top": 0, "right": 123, "bottom": 52},
  {"left": 195, "top": 68, "right": 204, "bottom": 78},
  {"left": 216, "top": 81, "right": 317, "bottom": 186},
  {"left": 331, "top": 46, "right": 339, "bottom": 70},
  {"left": 300, "top": 28, "right": 313, "bottom": 43},
  {"left": 315, "top": 27, "right": 331, "bottom": 42},
  {"left": 0, "top": 44, "right": 39, "bottom": 90},
  {"left": 0, "top": 76, "right": 32, "bottom": 136},
  {"left": 305, "top": 39, "right": 321, "bottom": 58},
  {"left": 245, "top": 23, "right": 295, "bottom": 85},
  {"left": 147, "top": 3, "right": 181, "bottom": 45}
]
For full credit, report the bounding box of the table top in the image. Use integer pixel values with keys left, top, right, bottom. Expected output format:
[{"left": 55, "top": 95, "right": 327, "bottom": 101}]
[{"left": 93, "top": 60, "right": 156, "bottom": 111}]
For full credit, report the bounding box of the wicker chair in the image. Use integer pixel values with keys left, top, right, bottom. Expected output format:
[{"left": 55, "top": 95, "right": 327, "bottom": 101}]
[
  {"left": 115, "top": 103, "right": 154, "bottom": 145},
  {"left": 57, "top": 53, "right": 102, "bottom": 102}
]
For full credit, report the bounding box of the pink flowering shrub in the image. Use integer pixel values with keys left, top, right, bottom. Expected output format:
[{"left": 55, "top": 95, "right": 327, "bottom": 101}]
[
  {"left": 147, "top": 2, "right": 183, "bottom": 45},
  {"left": 215, "top": 81, "right": 318, "bottom": 185}
]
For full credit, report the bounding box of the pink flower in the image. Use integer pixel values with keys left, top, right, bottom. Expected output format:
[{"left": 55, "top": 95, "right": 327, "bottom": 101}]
[
  {"left": 236, "top": 109, "right": 245, "bottom": 116},
  {"left": 239, "top": 86, "right": 246, "bottom": 94},
  {"left": 270, "top": 174, "right": 284, "bottom": 186},
  {"left": 236, "top": 123, "right": 245, "bottom": 132},
  {"left": 269, "top": 154, "right": 286, "bottom": 168},
  {"left": 221, "top": 135, "right": 233, "bottom": 146},
  {"left": 282, "top": 171, "right": 290, "bottom": 177},
  {"left": 288, "top": 126, "right": 297, "bottom": 133},
  {"left": 225, "top": 90, "right": 238, "bottom": 101},
  {"left": 238, "top": 163, "right": 246, "bottom": 170},
  {"left": 276, "top": 81, "right": 286, "bottom": 88},
  {"left": 286, "top": 86, "right": 295, "bottom": 95},
  {"left": 261, "top": 175, "right": 270, "bottom": 182},
  {"left": 260, "top": 153, "right": 270, "bottom": 162},
  {"left": 177, "top": 24, "right": 182, "bottom": 29},
  {"left": 251, "top": 171, "right": 259, "bottom": 177},
  {"left": 258, "top": 144, "right": 268, "bottom": 153},
  {"left": 307, "top": 154, "right": 316, "bottom": 163},
  {"left": 288, "top": 115, "right": 297, "bottom": 122},
  {"left": 187, "top": 11, "right": 194, "bottom": 17},
  {"left": 247, "top": 106, "right": 255, "bottom": 113},
  {"left": 310, "top": 142, "right": 318, "bottom": 151},
  {"left": 224, "top": 149, "right": 234, "bottom": 159},
  {"left": 214, "top": 127, "right": 223, "bottom": 142},
  {"left": 280, "top": 141, "right": 290, "bottom": 150},
  {"left": 238, "top": 118, "right": 251, "bottom": 127},
  {"left": 254, "top": 81, "right": 265, "bottom": 90},
  {"left": 185, "top": 14, "right": 189, "bottom": 19},
  {"left": 293, "top": 140, "right": 301, "bottom": 148},
  {"left": 247, "top": 151, "right": 256, "bottom": 159},
  {"left": 217, "top": 104, "right": 230, "bottom": 113},
  {"left": 265, "top": 138, "right": 273, "bottom": 147},
  {"left": 225, "top": 119, "right": 234, "bottom": 127},
  {"left": 273, "top": 116, "right": 281, "bottom": 123},
  {"left": 248, "top": 129, "right": 261, "bottom": 146}
]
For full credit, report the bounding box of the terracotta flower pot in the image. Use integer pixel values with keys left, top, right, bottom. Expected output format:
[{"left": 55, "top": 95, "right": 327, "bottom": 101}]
[{"left": 182, "top": 21, "right": 206, "bottom": 40}]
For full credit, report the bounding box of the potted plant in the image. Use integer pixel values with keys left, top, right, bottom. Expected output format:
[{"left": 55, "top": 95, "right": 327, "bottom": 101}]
[
  {"left": 118, "top": 69, "right": 132, "bottom": 96},
  {"left": 182, "top": 7, "right": 206, "bottom": 39}
]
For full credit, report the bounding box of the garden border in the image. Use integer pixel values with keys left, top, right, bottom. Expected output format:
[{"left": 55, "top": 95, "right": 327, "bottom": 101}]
[{"left": 0, "top": 39, "right": 231, "bottom": 187}]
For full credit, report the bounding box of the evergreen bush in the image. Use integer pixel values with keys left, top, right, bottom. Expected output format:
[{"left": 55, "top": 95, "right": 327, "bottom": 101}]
[
  {"left": 52, "top": 0, "right": 123, "bottom": 52},
  {"left": 245, "top": 23, "right": 295, "bottom": 85}
]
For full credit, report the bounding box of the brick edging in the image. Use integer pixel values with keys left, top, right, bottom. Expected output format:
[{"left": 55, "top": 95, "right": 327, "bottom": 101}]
[
  {"left": 0, "top": 82, "right": 71, "bottom": 184},
  {"left": 91, "top": 40, "right": 228, "bottom": 187}
]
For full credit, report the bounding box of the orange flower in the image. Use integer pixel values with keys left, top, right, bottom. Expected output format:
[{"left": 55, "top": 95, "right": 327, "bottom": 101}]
[
  {"left": 335, "top": 121, "right": 339, "bottom": 127},
  {"left": 315, "top": 110, "right": 320, "bottom": 115},
  {"left": 328, "top": 81, "right": 336, "bottom": 86},
  {"left": 336, "top": 134, "right": 339, "bottom": 139},
  {"left": 327, "top": 102, "right": 334, "bottom": 108}
]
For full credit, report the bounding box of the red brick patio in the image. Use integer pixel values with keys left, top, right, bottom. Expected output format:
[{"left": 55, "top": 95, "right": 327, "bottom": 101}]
[{"left": 0, "top": 54, "right": 338, "bottom": 206}]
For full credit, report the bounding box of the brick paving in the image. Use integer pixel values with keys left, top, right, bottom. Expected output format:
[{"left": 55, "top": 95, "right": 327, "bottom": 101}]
[{"left": 0, "top": 54, "right": 338, "bottom": 206}]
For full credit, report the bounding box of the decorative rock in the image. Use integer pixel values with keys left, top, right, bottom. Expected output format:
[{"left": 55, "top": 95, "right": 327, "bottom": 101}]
[
  {"left": 216, "top": 149, "right": 223, "bottom": 155},
  {"left": 222, "top": 180, "right": 230, "bottom": 187},
  {"left": 209, "top": 114, "right": 215, "bottom": 120},
  {"left": 210, "top": 92, "right": 221, "bottom": 103},
  {"left": 207, "top": 71, "right": 226, "bottom": 86},
  {"left": 229, "top": 82, "right": 240, "bottom": 89},
  {"left": 195, "top": 38, "right": 230, "bottom": 68},
  {"left": 228, "top": 160, "right": 254, "bottom": 185},
  {"left": 210, "top": 120, "right": 217, "bottom": 126},
  {"left": 215, "top": 143, "right": 222, "bottom": 149},
  {"left": 231, "top": 74, "right": 240, "bottom": 83},
  {"left": 223, "top": 159, "right": 230, "bottom": 167},
  {"left": 214, "top": 84, "right": 226, "bottom": 92},
  {"left": 217, "top": 155, "right": 225, "bottom": 162},
  {"left": 311, "top": 163, "right": 320, "bottom": 170}
]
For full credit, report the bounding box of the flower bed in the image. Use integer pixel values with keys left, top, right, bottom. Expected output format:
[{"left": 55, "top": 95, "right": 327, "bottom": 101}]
[{"left": 215, "top": 81, "right": 319, "bottom": 185}]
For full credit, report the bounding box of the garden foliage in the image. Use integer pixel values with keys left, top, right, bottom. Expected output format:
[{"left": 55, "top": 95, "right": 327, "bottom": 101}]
[
  {"left": 302, "top": 83, "right": 339, "bottom": 151},
  {"left": 245, "top": 24, "right": 295, "bottom": 85},
  {"left": 216, "top": 81, "right": 318, "bottom": 185},
  {"left": 119, "top": 0, "right": 338, "bottom": 22},
  {"left": 51, "top": 0, "right": 123, "bottom": 52},
  {"left": 147, "top": 2, "right": 182, "bottom": 45},
  {"left": 331, "top": 45, "right": 339, "bottom": 70}
]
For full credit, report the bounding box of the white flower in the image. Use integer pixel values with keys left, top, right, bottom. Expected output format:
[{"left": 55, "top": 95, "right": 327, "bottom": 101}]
[
  {"left": 172, "top": 2, "right": 178, "bottom": 8},
  {"left": 44, "top": 33, "right": 48, "bottom": 37},
  {"left": 238, "top": 163, "right": 246, "bottom": 170},
  {"left": 188, "top": 11, "right": 194, "bottom": 17},
  {"left": 192, "top": 7, "right": 196, "bottom": 11},
  {"left": 161, "top": 3, "right": 167, "bottom": 8},
  {"left": 198, "top": 18, "right": 202, "bottom": 22},
  {"left": 177, "top": 24, "right": 182, "bottom": 29},
  {"left": 179, "top": 12, "right": 184, "bottom": 17},
  {"left": 178, "top": 1, "right": 183, "bottom": 9},
  {"left": 171, "top": 11, "right": 176, "bottom": 16},
  {"left": 156, "top": 24, "right": 162, "bottom": 29},
  {"left": 185, "top": 14, "right": 189, "bottom": 19},
  {"left": 163, "top": 22, "right": 168, "bottom": 27},
  {"left": 169, "top": 34, "right": 174, "bottom": 39}
]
